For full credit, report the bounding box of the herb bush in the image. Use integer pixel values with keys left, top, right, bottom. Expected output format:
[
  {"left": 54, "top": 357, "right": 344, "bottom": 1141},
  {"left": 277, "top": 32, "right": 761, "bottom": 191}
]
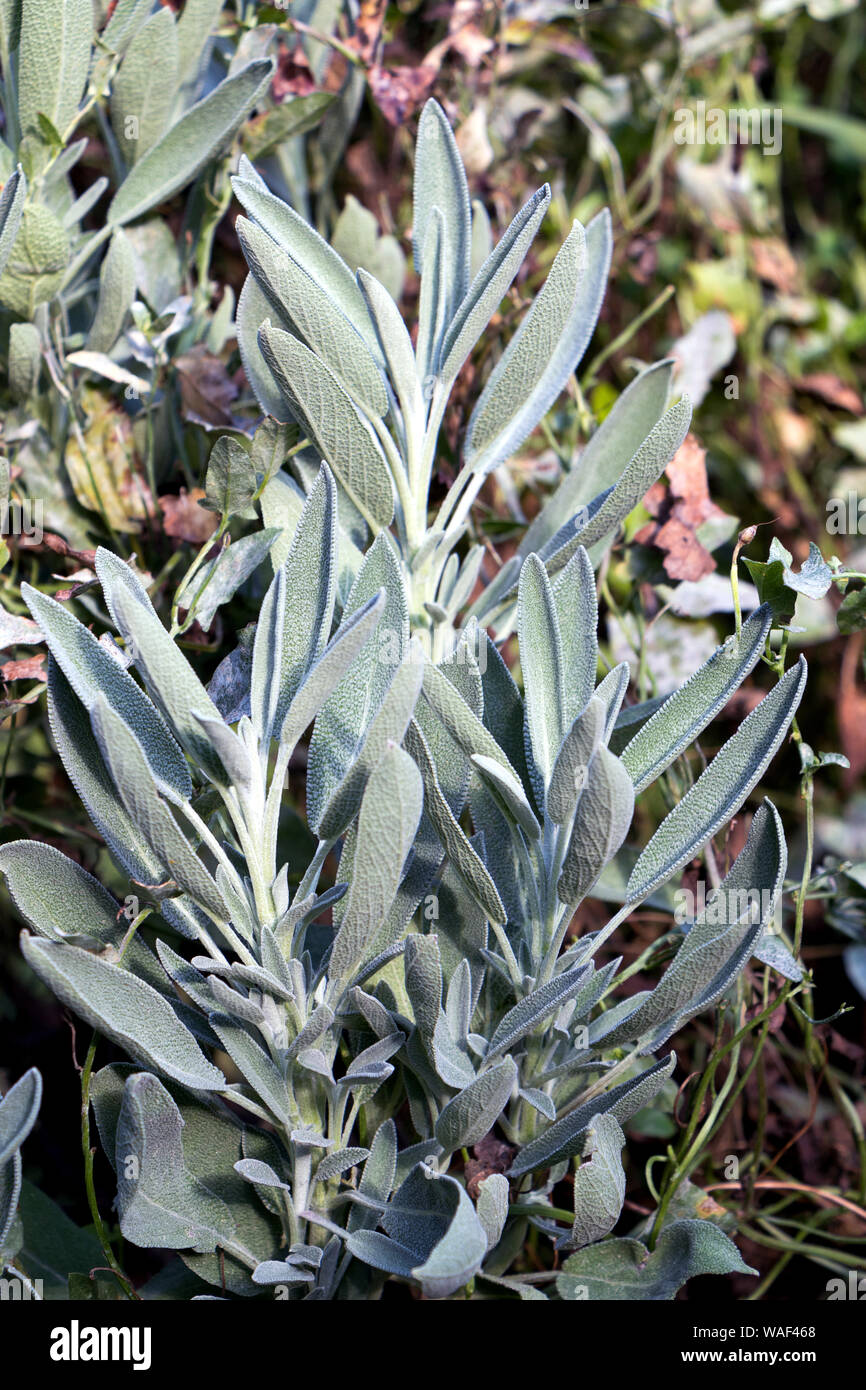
[{"left": 0, "top": 4, "right": 817, "bottom": 1303}]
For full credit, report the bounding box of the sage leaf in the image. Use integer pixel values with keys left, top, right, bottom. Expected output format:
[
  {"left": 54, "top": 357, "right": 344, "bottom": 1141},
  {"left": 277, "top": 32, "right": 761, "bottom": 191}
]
[
  {"left": 327, "top": 744, "right": 423, "bottom": 987},
  {"left": 621, "top": 606, "right": 773, "bottom": 793},
  {"left": 434, "top": 1057, "right": 517, "bottom": 1153},
  {"left": 558, "top": 747, "right": 635, "bottom": 906},
  {"left": 486, "top": 966, "right": 591, "bottom": 1060},
  {"left": 509, "top": 1054, "right": 676, "bottom": 1176},
  {"left": 108, "top": 60, "right": 274, "bottom": 227},
  {"left": 0, "top": 1068, "right": 42, "bottom": 1168},
  {"left": 557, "top": 1219, "right": 755, "bottom": 1300},
  {"left": 20, "top": 935, "right": 225, "bottom": 1091},
  {"left": 412, "top": 100, "right": 471, "bottom": 322},
  {"left": 258, "top": 322, "right": 394, "bottom": 532},
  {"left": 465, "top": 210, "right": 612, "bottom": 476},
  {"left": 22, "top": 583, "right": 191, "bottom": 802},
  {"left": 626, "top": 658, "right": 807, "bottom": 902},
  {"left": 17, "top": 0, "right": 91, "bottom": 140},
  {"left": 116, "top": 1073, "right": 236, "bottom": 1253}
]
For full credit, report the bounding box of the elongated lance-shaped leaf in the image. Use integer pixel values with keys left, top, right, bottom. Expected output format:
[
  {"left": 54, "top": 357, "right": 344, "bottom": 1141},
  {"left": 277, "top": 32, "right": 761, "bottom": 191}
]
[
  {"left": 406, "top": 720, "right": 506, "bottom": 926},
  {"left": 87, "top": 228, "right": 136, "bottom": 352},
  {"left": 607, "top": 803, "right": 787, "bottom": 1054},
  {"left": 439, "top": 184, "right": 551, "bottom": 386},
  {"left": 518, "top": 554, "right": 565, "bottom": 803},
  {"left": 0, "top": 839, "right": 122, "bottom": 944},
  {"left": 594, "top": 662, "right": 630, "bottom": 743},
  {"left": 568, "top": 1113, "right": 626, "bottom": 1250},
  {"left": 22, "top": 583, "right": 192, "bottom": 803},
  {"left": 275, "top": 462, "right": 338, "bottom": 730},
  {"left": 486, "top": 964, "right": 591, "bottom": 1060},
  {"left": 509, "top": 1054, "right": 676, "bottom": 1176},
  {"left": 568, "top": 396, "right": 692, "bottom": 558},
  {"left": 412, "top": 99, "right": 471, "bottom": 320},
  {"left": 258, "top": 322, "right": 394, "bottom": 532},
  {"left": 557, "top": 1219, "right": 754, "bottom": 1300},
  {"left": 209, "top": 1014, "right": 292, "bottom": 1127},
  {"left": 306, "top": 535, "right": 406, "bottom": 828},
  {"left": 116, "top": 1073, "right": 237, "bottom": 1253},
  {"left": 434, "top": 1057, "right": 517, "bottom": 1153},
  {"left": 0, "top": 1068, "right": 42, "bottom": 1169},
  {"left": 108, "top": 60, "right": 274, "bottom": 227},
  {"left": 20, "top": 934, "right": 225, "bottom": 1091},
  {"left": 279, "top": 589, "right": 387, "bottom": 756},
  {"left": 327, "top": 744, "right": 423, "bottom": 988},
  {"left": 357, "top": 268, "right": 424, "bottom": 428},
  {"left": 46, "top": 658, "right": 167, "bottom": 888},
  {"left": 17, "top": 0, "right": 92, "bottom": 140},
  {"left": 520, "top": 360, "right": 674, "bottom": 558},
  {"left": 552, "top": 546, "right": 598, "bottom": 726},
  {"left": 317, "top": 647, "right": 424, "bottom": 841},
  {"left": 627, "top": 658, "right": 807, "bottom": 902},
  {"left": 415, "top": 207, "right": 448, "bottom": 386},
  {"left": 0, "top": 167, "right": 26, "bottom": 278},
  {"left": 548, "top": 697, "right": 605, "bottom": 826},
  {"left": 236, "top": 273, "right": 287, "bottom": 419},
  {"left": 90, "top": 696, "right": 228, "bottom": 922},
  {"left": 237, "top": 216, "right": 387, "bottom": 417},
  {"left": 621, "top": 606, "right": 773, "bottom": 793},
  {"left": 232, "top": 174, "right": 384, "bottom": 367},
  {"left": 107, "top": 581, "right": 228, "bottom": 786},
  {"left": 251, "top": 564, "right": 285, "bottom": 745},
  {"left": 421, "top": 656, "right": 527, "bottom": 795},
  {"left": 465, "top": 210, "right": 612, "bottom": 477},
  {"left": 110, "top": 8, "right": 178, "bottom": 166},
  {"left": 470, "top": 755, "right": 541, "bottom": 840},
  {"left": 558, "top": 746, "right": 635, "bottom": 906}
]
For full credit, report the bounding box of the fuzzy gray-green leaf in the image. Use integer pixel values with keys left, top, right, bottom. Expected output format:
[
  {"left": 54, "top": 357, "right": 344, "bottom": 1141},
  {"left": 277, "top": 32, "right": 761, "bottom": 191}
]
[
  {"left": 626, "top": 659, "right": 807, "bottom": 902},
  {"left": 20, "top": 935, "right": 225, "bottom": 1091}
]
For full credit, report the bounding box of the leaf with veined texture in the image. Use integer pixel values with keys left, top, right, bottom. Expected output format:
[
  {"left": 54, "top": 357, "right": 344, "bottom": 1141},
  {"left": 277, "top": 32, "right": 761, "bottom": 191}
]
[
  {"left": 557, "top": 1219, "right": 755, "bottom": 1300},
  {"left": 558, "top": 746, "right": 635, "bottom": 906},
  {"left": 110, "top": 8, "right": 179, "bottom": 166},
  {"left": 412, "top": 100, "right": 471, "bottom": 324},
  {"left": 108, "top": 61, "right": 273, "bottom": 227},
  {"left": 439, "top": 184, "right": 551, "bottom": 386},
  {"left": 0, "top": 169, "right": 27, "bottom": 279},
  {"left": 237, "top": 216, "right": 387, "bottom": 417},
  {"left": 520, "top": 360, "right": 674, "bottom": 558},
  {"left": 17, "top": 0, "right": 92, "bottom": 140},
  {"left": 465, "top": 211, "right": 612, "bottom": 477},
  {"left": 328, "top": 744, "right": 423, "bottom": 988},
  {"left": 627, "top": 659, "right": 807, "bottom": 901},
  {"left": 258, "top": 322, "right": 394, "bottom": 533},
  {"left": 22, "top": 583, "right": 191, "bottom": 803},
  {"left": 0, "top": 1068, "right": 42, "bottom": 1169},
  {"left": 621, "top": 606, "right": 773, "bottom": 792},
  {"left": 20, "top": 935, "right": 225, "bottom": 1091},
  {"left": 116, "top": 1073, "right": 237, "bottom": 1253},
  {"left": 509, "top": 1054, "right": 676, "bottom": 1176},
  {"left": 567, "top": 1113, "right": 626, "bottom": 1250}
]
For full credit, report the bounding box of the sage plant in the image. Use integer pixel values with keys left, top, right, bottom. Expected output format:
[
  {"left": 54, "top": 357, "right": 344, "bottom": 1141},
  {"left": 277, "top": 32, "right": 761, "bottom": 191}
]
[{"left": 0, "top": 98, "right": 809, "bottom": 1301}]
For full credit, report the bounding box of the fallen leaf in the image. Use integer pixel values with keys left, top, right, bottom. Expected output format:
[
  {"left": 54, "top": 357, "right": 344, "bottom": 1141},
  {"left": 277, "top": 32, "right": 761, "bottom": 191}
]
[
  {"left": 367, "top": 64, "right": 439, "bottom": 125},
  {"left": 749, "top": 236, "right": 799, "bottom": 293},
  {"left": 175, "top": 346, "right": 239, "bottom": 428},
  {"left": 636, "top": 434, "right": 727, "bottom": 581},
  {"left": 1, "top": 653, "right": 45, "bottom": 681},
  {"left": 64, "top": 386, "right": 153, "bottom": 533},
  {"left": 794, "top": 373, "right": 863, "bottom": 415},
  {"left": 159, "top": 488, "right": 219, "bottom": 545},
  {"left": 465, "top": 1133, "right": 514, "bottom": 1201}
]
